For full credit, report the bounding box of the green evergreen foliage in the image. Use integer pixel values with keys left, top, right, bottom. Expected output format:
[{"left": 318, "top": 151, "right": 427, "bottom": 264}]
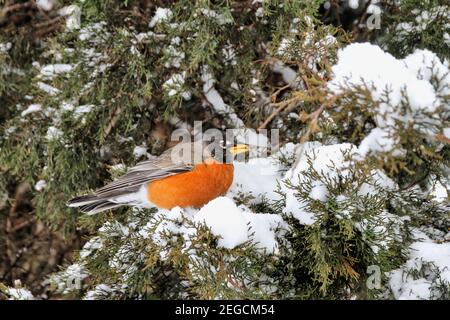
[{"left": 381, "top": 0, "right": 449, "bottom": 60}]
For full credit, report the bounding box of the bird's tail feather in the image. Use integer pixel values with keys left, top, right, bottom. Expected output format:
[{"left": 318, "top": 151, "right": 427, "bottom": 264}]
[
  {"left": 67, "top": 194, "right": 101, "bottom": 207},
  {"left": 67, "top": 195, "right": 124, "bottom": 215}
]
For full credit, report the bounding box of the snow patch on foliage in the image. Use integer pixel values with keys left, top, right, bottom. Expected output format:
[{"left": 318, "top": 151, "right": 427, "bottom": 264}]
[
  {"left": 149, "top": 8, "right": 173, "bottom": 28},
  {"left": 46, "top": 126, "right": 63, "bottom": 141},
  {"left": 40, "top": 64, "right": 73, "bottom": 79},
  {"left": 282, "top": 142, "right": 355, "bottom": 225},
  {"left": 194, "top": 197, "right": 249, "bottom": 249},
  {"left": 58, "top": 5, "right": 82, "bottom": 30},
  {"left": 37, "top": 82, "right": 60, "bottom": 95},
  {"left": 194, "top": 197, "right": 284, "bottom": 252},
  {"left": 164, "top": 72, "right": 191, "bottom": 99},
  {"left": 84, "top": 284, "right": 127, "bottom": 300},
  {"left": 6, "top": 287, "right": 34, "bottom": 300},
  {"left": 330, "top": 43, "right": 438, "bottom": 114},
  {"left": 36, "top": 0, "right": 55, "bottom": 11},
  {"left": 79, "top": 236, "right": 103, "bottom": 259},
  {"left": 389, "top": 236, "right": 450, "bottom": 299},
  {"left": 282, "top": 142, "right": 398, "bottom": 225},
  {"left": 329, "top": 43, "right": 449, "bottom": 158},
  {"left": 357, "top": 127, "right": 399, "bottom": 158},
  {"left": 34, "top": 180, "right": 47, "bottom": 191},
  {"left": 133, "top": 145, "right": 150, "bottom": 159},
  {"left": 21, "top": 104, "right": 42, "bottom": 117},
  {"left": 0, "top": 42, "right": 12, "bottom": 53},
  {"left": 201, "top": 67, "right": 244, "bottom": 128},
  {"left": 230, "top": 157, "right": 283, "bottom": 204}
]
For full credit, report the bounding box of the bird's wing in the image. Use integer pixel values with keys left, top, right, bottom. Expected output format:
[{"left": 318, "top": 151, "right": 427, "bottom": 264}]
[{"left": 94, "top": 144, "right": 195, "bottom": 198}]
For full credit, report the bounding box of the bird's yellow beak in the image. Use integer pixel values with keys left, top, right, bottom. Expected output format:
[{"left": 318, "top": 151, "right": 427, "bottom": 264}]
[{"left": 229, "top": 144, "right": 250, "bottom": 155}]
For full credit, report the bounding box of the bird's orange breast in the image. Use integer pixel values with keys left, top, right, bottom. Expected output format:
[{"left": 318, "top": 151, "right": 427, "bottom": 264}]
[{"left": 147, "top": 162, "right": 234, "bottom": 209}]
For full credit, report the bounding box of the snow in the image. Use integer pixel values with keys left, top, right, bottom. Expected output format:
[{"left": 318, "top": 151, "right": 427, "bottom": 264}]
[
  {"left": 358, "top": 169, "right": 397, "bottom": 197},
  {"left": 46, "top": 126, "right": 63, "bottom": 140},
  {"left": 329, "top": 43, "right": 449, "bottom": 158},
  {"left": 61, "top": 101, "right": 75, "bottom": 111},
  {"left": 84, "top": 284, "right": 113, "bottom": 300},
  {"left": 255, "top": 7, "right": 264, "bottom": 18},
  {"left": 46, "top": 262, "right": 89, "bottom": 295},
  {"left": 149, "top": 8, "right": 173, "bottom": 28},
  {"left": 163, "top": 72, "right": 191, "bottom": 99},
  {"left": 150, "top": 207, "right": 191, "bottom": 251},
  {"left": 309, "top": 183, "right": 328, "bottom": 201},
  {"left": 279, "top": 141, "right": 398, "bottom": 226},
  {"left": 36, "top": 0, "right": 55, "bottom": 11},
  {"left": 389, "top": 272, "right": 432, "bottom": 300},
  {"left": 199, "top": 8, "right": 233, "bottom": 25},
  {"left": 193, "top": 197, "right": 284, "bottom": 252},
  {"left": 163, "top": 44, "right": 185, "bottom": 68},
  {"left": 37, "top": 82, "right": 60, "bottom": 95},
  {"left": 201, "top": 67, "right": 244, "bottom": 128},
  {"left": 133, "top": 145, "right": 149, "bottom": 159},
  {"left": 194, "top": 197, "right": 248, "bottom": 249},
  {"left": 357, "top": 127, "right": 398, "bottom": 157},
  {"left": 430, "top": 180, "right": 448, "bottom": 202},
  {"left": 409, "top": 242, "right": 450, "bottom": 281},
  {"left": 22, "top": 13, "right": 445, "bottom": 297},
  {"left": 74, "top": 105, "right": 94, "bottom": 114},
  {"left": 110, "top": 164, "right": 126, "bottom": 172},
  {"left": 367, "top": 4, "right": 381, "bottom": 15},
  {"left": 40, "top": 64, "right": 73, "bottom": 79},
  {"left": 222, "top": 45, "right": 237, "bottom": 66},
  {"left": 34, "top": 180, "right": 47, "bottom": 191},
  {"left": 21, "top": 104, "right": 42, "bottom": 117},
  {"left": 389, "top": 239, "right": 450, "bottom": 299},
  {"left": 78, "top": 22, "right": 108, "bottom": 42},
  {"left": 329, "top": 43, "right": 438, "bottom": 117},
  {"left": 444, "top": 128, "right": 450, "bottom": 139},
  {"left": 243, "top": 211, "right": 285, "bottom": 252},
  {"left": 99, "top": 221, "right": 130, "bottom": 237},
  {"left": 79, "top": 236, "right": 103, "bottom": 259},
  {"left": 7, "top": 287, "right": 34, "bottom": 300},
  {"left": 395, "top": 6, "right": 449, "bottom": 44},
  {"left": 5, "top": 126, "right": 17, "bottom": 135},
  {"left": 444, "top": 33, "right": 450, "bottom": 46},
  {"left": 402, "top": 49, "right": 450, "bottom": 96},
  {"left": 282, "top": 142, "right": 355, "bottom": 225},
  {"left": 229, "top": 157, "right": 283, "bottom": 203},
  {"left": 348, "top": 0, "right": 359, "bottom": 9},
  {"left": 270, "top": 60, "right": 298, "bottom": 87},
  {"left": 58, "top": 5, "right": 81, "bottom": 30},
  {"left": 145, "top": 207, "right": 193, "bottom": 260},
  {"left": 0, "top": 42, "right": 12, "bottom": 53}
]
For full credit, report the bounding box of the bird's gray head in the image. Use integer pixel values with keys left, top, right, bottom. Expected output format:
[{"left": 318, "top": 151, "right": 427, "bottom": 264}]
[{"left": 203, "top": 139, "right": 250, "bottom": 164}]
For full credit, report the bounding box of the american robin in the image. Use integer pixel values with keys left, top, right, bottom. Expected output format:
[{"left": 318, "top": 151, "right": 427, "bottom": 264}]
[{"left": 67, "top": 141, "right": 250, "bottom": 214}]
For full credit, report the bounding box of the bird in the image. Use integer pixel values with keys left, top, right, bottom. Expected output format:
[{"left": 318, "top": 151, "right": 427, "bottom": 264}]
[{"left": 67, "top": 140, "right": 250, "bottom": 214}]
